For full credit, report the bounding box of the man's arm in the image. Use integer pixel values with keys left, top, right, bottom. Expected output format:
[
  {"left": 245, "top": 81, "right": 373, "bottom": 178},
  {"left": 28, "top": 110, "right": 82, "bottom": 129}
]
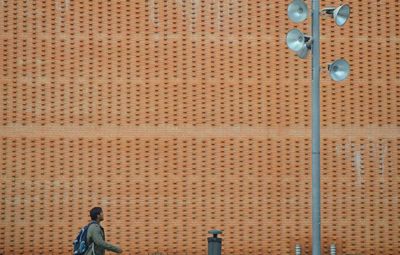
[{"left": 91, "top": 225, "right": 122, "bottom": 253}]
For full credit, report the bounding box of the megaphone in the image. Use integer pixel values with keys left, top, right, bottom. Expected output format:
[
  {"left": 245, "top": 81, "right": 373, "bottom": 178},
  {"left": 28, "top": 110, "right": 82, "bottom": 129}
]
[
  {"left": 321, "top": 4, "right": 350, "bottom": 26},
  {"left": 286, "top": 29, "right": 311, "bottom": 56},
  {"left": 328, "top": 59, "right": 350, "bottom": 81},
  {"left": 334, "top": 4, "right": 350, "bottom": 26},
  {"left": 288, "top": 0, "right": 308, "bottom": 23},
  {"left": 296, "top": 44, "right": 310, "bottom": 59}
]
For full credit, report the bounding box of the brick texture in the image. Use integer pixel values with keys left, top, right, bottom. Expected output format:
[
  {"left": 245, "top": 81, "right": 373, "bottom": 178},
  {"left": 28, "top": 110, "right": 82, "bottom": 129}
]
[{"left": 0, "top": 0, "right": 399, "bottom": 254}]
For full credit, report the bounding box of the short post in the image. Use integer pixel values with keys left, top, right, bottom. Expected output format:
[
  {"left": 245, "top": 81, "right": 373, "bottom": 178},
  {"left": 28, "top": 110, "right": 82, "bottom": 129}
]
[
  {"left": 330, "top": 243, "right": 336, "bottom": 255},
  {"left": 295, "top": 244, "right": 302, "bottom": 255},
  {"left": 207, "top": 230, "right": 223, "bottom": 255}
]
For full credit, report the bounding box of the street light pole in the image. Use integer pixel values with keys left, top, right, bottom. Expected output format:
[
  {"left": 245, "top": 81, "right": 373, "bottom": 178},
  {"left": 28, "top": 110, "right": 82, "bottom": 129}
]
[
  {"left": 311, "top": 0, "right": 321, "bottom": 254},
  {"left": 286, "top": 1, "right": 350, "bottom": 254}
]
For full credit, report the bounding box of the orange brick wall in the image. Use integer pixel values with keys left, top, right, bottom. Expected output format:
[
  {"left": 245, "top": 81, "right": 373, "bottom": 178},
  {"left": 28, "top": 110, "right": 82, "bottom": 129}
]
[{"left": 0, "top": 0, "right": 399, "bottom": 254}]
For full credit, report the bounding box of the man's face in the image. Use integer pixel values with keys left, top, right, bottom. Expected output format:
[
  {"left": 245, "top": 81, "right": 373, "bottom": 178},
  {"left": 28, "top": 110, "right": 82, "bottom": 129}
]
[{"left": 98, "top": 211, "right": 104, "bottom": 221}]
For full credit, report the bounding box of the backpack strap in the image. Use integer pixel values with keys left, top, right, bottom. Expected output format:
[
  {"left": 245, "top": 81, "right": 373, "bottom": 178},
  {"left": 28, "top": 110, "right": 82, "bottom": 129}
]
[
  {"left": 87, "top": 221, "right": 99, "bottom": 254},
  {"left": 88, "top": 221, "right": 97, "bottom": 227},
  {"left": 91, "top": 242, "right": 97, "bottom": 255}
]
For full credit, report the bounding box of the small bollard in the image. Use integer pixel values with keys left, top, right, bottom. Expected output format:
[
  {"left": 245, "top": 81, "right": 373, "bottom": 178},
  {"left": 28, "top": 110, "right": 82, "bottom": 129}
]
[
  {"left": 330, "top": 243, "right": 336, "bottom": 255},
  {"left": 295, "top": 244, "right": 301, "bottom": 255},
  {"left": 208, "top": 230, "right": 223, "bottom": 255}
]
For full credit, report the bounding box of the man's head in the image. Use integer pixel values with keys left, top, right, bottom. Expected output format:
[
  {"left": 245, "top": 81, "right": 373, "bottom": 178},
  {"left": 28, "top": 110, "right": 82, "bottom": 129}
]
[{"left": 90, "top": 207, "right": 104, "bottom": 222}]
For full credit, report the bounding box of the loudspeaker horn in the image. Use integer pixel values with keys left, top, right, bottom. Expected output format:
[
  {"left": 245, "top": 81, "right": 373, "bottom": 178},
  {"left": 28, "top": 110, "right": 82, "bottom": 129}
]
[
  {"left": 288, "top": 0, "right": 308, "bottom": 23},
  {"left": 328, "top": 59, "right": 350, "bottom": 81},
  {"left": 286, "top": 28, "right": 306, "bottom": 52},
  {"left": 322, "top": 4, "right": 350, "bottom": 26}
]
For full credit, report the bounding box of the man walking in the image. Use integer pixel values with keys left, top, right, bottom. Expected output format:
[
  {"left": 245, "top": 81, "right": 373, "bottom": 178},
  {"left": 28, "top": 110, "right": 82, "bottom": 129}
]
[{"left": 84, "top": 207, "right": 123, "bottom": 255}]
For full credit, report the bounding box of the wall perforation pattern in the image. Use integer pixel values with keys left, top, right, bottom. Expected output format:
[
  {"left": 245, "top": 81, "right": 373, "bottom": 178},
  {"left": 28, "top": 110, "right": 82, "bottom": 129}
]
[{"left": 0, "top": 0, "right": 399, "bottom": 254}]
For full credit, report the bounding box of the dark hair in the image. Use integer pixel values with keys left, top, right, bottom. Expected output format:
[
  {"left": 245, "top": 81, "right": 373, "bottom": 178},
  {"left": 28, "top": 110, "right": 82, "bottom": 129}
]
[{"left": 90, "top": 207, "right": 103, "bottom": 220}]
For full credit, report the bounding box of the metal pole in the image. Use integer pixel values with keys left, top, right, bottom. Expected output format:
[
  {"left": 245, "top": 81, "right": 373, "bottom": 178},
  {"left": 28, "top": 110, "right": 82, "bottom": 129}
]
[
  {"left": 207, "top": 230, "right": 222, "bottom": 255},
  {"left": 330, "top": 243, "right": 336, "bottom": 255},
  {"left": 295, "top": 244, "right": 302, "bottom": 255},
  {"left": 311, "top": 0, "right": 321, "bottom": 255}
]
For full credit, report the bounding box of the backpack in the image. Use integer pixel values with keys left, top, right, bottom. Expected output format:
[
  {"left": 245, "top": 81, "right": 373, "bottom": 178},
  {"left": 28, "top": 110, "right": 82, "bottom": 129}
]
[{"left": 73, "top": 221, "right": 97, "bottom": 255}]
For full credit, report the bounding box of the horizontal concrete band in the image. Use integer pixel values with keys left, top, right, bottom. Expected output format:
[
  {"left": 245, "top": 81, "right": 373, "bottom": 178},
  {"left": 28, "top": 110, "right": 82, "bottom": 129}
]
[{"left": 0, "top": 124, "right": 398, "bottom": 139}]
